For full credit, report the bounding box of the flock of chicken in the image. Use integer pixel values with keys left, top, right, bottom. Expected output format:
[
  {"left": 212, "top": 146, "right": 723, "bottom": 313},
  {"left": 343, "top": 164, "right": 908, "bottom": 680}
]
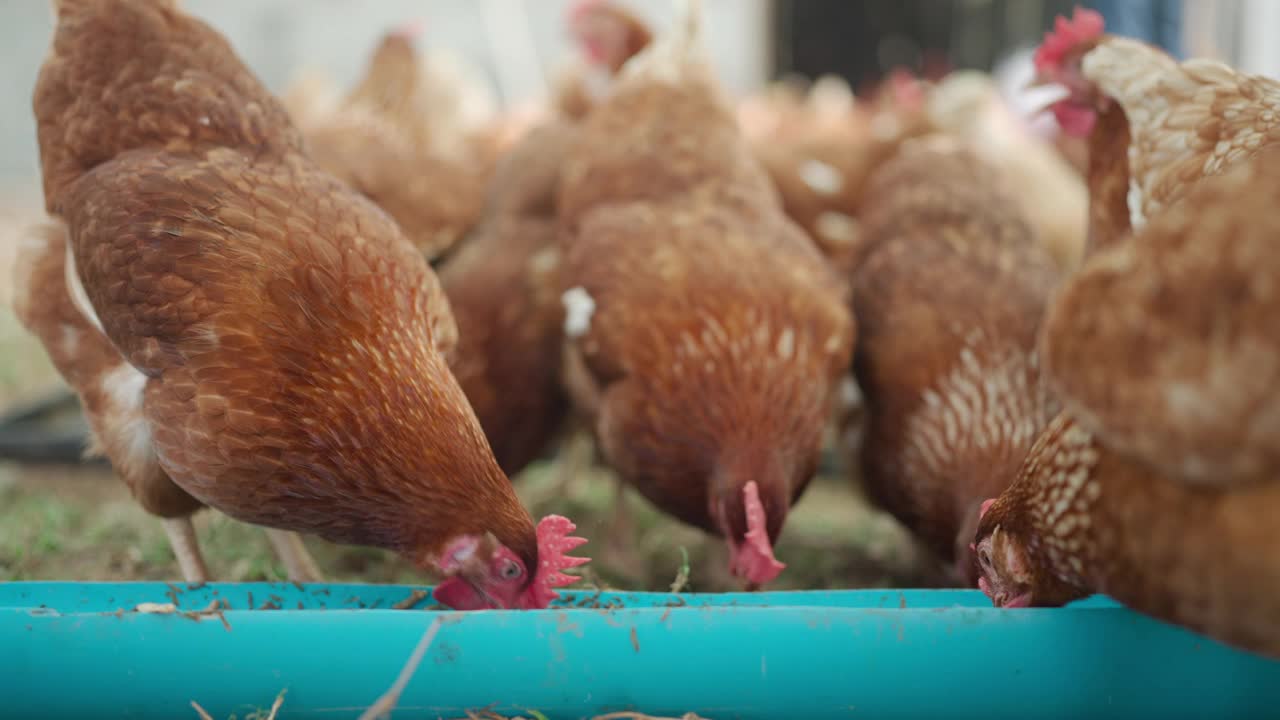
[{"left": 13, "top": 0, "right": 1280, "bottom": 659}]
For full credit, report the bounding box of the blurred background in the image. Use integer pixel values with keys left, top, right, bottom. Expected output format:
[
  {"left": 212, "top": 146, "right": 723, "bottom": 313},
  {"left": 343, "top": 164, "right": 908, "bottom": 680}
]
[{"left": 0, "top": 0, "right": 1252, "bottom": 587}]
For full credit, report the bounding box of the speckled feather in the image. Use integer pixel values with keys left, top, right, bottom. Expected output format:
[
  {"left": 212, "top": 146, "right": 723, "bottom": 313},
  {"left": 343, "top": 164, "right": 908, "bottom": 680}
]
[
  {"left": 1042, "top": 148, "right": 1280, "bottom": 486},
  {"left": 30, "top": 0, "right": 538, "bottom": 571},
  {"left": 1083, "top": 37, "right": 1280, "bottom": 235},
  {"left": 980, "top": 412, "right": 1280, "bottom": 658},
  {"left": 557, "top": 8, "right": 855, "bottom": 546},
  {"left": 851, "top": 141, "right": 1061, "bottom": 569},
  {"left": 35, "top": 0, "right": 304, "bottom": 215}
]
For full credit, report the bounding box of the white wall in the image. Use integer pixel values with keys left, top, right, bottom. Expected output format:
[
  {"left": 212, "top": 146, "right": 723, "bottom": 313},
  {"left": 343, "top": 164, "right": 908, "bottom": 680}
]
[{"left": 0, "top": 0, "right": 768, "bottom": 184}]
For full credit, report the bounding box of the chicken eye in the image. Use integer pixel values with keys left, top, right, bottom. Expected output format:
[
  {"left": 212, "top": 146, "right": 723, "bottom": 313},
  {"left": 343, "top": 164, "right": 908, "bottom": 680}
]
[
  {"left": 499, "top": 559, "right": 524, "bottom": 580},
  {"left": 978, "top": 546, "right": 993, "bottom": 569}
]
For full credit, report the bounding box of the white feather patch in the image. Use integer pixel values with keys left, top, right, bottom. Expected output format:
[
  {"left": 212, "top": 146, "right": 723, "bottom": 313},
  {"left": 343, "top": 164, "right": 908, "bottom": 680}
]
[
  {"left": 1127, "top": 177, "right": 1147, "bottom": 232},
  {"left": 814, "top": 211, "right": 860, "bottom": 244},
  {"left": 561, "top": 286, "right": 597, "bottom": 339},
  {"left": 100, "top": 362, "right": 153, "bottom": 474},
  {"left": 839, "top": 376, "right": 863, "bottom": 411},
  {"left": 64, "top": 240, "right": 106, "bottom": 336},
  {"left": 798, "top": 159, "right": 844, "bottom": 195}
]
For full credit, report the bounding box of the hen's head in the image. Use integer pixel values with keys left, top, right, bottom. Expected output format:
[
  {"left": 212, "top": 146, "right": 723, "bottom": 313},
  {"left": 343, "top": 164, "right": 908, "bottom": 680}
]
[
  {"left": 568, "top": 0, "right": 650, "bottom": 73},
  {"left": 432, "top": 516, "right": 588, "bottom": 610},
  {"left": 971, "top": 496, "right": 1083, "bottom": 608},
  {"left": 1033, "top": 7, "right": 1106, "bottom": 137},
  {"left": 971, "top": 498, "right": 1034, "bottom": 607}
]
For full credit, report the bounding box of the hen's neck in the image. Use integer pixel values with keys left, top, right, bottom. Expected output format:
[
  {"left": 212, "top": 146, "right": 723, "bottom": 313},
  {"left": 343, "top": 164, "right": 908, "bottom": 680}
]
[
  {"left": 901, "top": 342, "right": 1054, "bottom": 542},
  {"left": 1084, "top": 101, "right": 1133, "bottom": 255},
  {"left": 1007, "top": 414, "right": 1105, "bottom": 589}
]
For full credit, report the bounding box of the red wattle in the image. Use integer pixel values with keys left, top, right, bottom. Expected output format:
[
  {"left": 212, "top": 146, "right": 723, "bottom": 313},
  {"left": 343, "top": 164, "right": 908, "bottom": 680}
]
[{"left": 433, "top": 578, "right": 492, "bottom": 610}]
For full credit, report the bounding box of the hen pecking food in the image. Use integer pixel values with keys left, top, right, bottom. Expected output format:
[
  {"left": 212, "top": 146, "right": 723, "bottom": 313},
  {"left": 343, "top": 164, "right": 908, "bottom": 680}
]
[
  {"left": 850, "top": 138, "right": 1061, "bottom": 583},
  {"left": 1034, "top": 7, "right": 1280, "bottom": 251},
  {"left": 21, "top": 0, "right": 585, "bottom": 607},
  {"left": 557, "top": 0, "right": 855, "bottom": 588},
  {"left": 973, "top": 150, "right": 1280, "bottom": 657}
]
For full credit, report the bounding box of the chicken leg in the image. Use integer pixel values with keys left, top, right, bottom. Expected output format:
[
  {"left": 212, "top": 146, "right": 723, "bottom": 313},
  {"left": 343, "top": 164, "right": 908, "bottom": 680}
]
[
  {"left": 265, "top": 529, "right": 324, "bottom": 583},
  {"left": 161, "top": 516, "right": 210, "bottom": 583}
]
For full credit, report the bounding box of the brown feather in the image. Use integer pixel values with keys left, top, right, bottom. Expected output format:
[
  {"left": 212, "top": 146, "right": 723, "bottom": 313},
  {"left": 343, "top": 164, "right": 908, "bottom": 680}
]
[{"left": 1044, "top": 146, "right": 1280, "bottom": 485}]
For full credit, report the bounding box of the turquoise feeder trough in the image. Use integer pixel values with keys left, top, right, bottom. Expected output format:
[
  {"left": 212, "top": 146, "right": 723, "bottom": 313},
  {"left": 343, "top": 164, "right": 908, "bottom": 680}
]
[{"left": 3, "top": 582, "right": 1278, "bottom": 719}]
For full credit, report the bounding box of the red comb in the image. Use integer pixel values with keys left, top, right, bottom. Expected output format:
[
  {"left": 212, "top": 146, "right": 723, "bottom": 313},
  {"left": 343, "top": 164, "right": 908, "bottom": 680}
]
[
  {"left": 1033, "top": 7, "right": 1105, "bottom": 73},
  {"left": 979, "top": 498, "right": 996, "bottom": 520},
  {"left": 523, "top": 515, "right": 589, "bottom": 608},
  {"left": 888, "top": 69, "right": 924, "bottom": 110}
]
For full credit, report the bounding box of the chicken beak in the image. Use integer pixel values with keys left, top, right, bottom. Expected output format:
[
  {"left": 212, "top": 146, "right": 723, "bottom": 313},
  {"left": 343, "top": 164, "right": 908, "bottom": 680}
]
[
  {"left": 1022, "top": 71, "right": 1057, "bottom": 91},
  {"left": 1022, "top": 80, "right": 1071, "bottom": 119}
]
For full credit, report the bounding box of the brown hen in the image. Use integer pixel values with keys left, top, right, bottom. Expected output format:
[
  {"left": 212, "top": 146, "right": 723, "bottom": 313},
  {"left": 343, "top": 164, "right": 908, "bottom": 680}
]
[
  {"left": 974, "top": 148, "right": 1280, "bottom": 657},
  {"left": 851, "top": 137, "right": 1061, "bottom": 583},
  {"left": 557, "top": 1, "right": 855, "bottom": 588},
  {"left": 21, "top": 0, "right": 584, "bottom": 608}
]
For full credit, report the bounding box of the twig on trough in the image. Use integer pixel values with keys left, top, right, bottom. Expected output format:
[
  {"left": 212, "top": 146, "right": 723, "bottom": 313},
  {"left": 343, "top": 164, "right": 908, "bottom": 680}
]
[
  {"left": 190, "top": 700, "right": 214, "bottom": 720},
  {"left": 392, "top": 589, "right": 429, "bottom": 610},
  {"left": 183, "top": 599, "right": 231, "bottom": 631},
  {"left": 262, "top": 689, "right": 286, "bottom": 720},
  {"left": 358, "top": 617, "right": 445, "bottom": 720},
  {"left": 669, "top": 546, "right": 691, "bottom": 594}
]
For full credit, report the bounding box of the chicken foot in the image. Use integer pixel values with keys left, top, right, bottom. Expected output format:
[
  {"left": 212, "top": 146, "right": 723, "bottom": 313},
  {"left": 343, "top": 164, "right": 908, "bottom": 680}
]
[
  {"left": 161, "top": 516, "right": 210, "bottom": 583},
  {"left": 265, "top": 529, "right": 324, "bottom": 583}
]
